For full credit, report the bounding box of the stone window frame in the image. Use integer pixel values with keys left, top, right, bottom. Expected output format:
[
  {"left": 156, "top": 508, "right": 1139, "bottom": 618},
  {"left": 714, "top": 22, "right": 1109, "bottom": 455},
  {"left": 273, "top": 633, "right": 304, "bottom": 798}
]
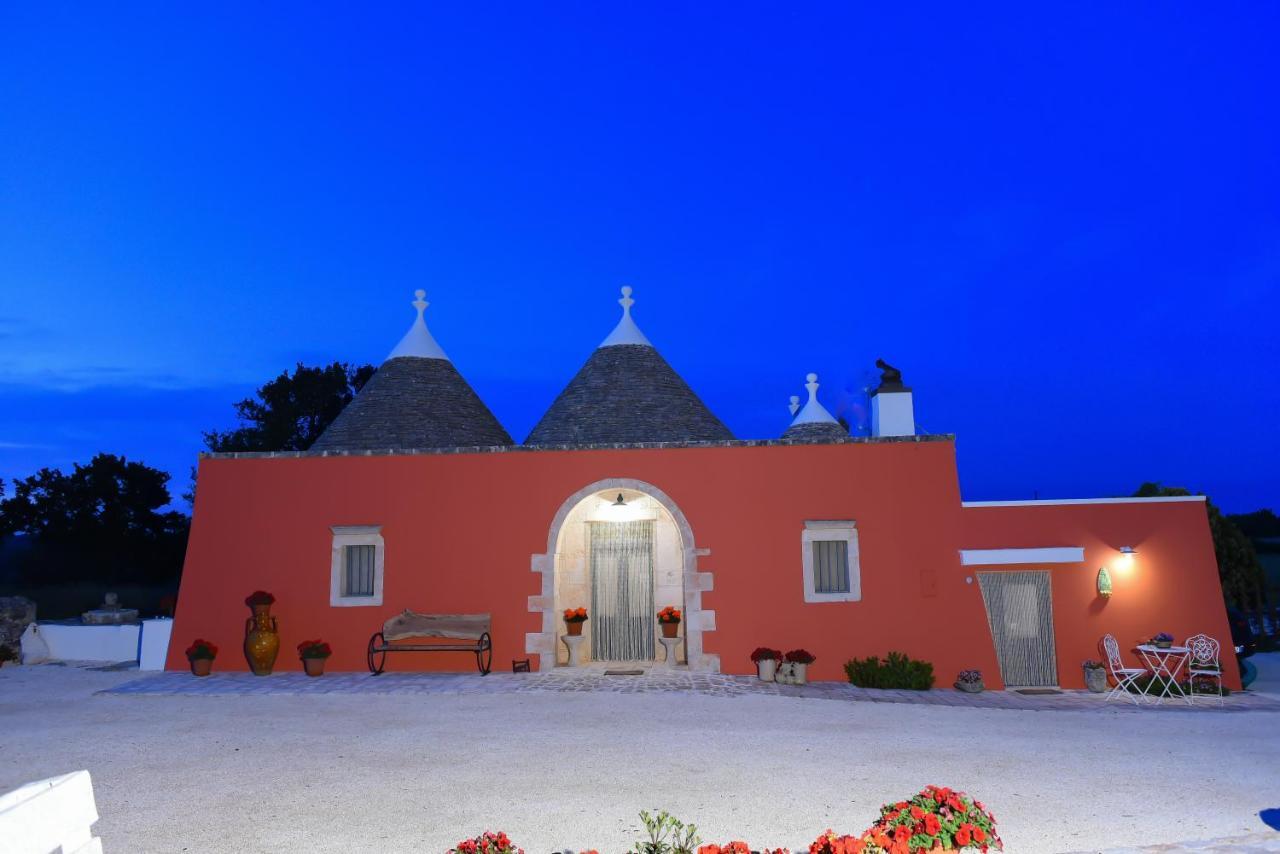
[
  {"left": 330, "top": 525, "right": 385, "bottom": 607},
  {"left": 801, "top": 520, "right": 861, "bottom": 603}
]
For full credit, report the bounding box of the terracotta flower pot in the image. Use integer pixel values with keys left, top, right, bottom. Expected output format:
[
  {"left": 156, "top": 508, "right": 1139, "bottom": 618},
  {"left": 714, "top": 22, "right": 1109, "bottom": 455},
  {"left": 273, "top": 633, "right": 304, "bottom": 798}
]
[
  {"left": 303, "top": 657, "right": 326, "bottom": 677},
  {"left": 660, "top": 621, "right": 679, "bottom": 639},
  {"left": 565, "top": 621, "right": 584, "bottom": 637},
  {"left": 190, "top": 658, "right": 213, "bottom": 677}
]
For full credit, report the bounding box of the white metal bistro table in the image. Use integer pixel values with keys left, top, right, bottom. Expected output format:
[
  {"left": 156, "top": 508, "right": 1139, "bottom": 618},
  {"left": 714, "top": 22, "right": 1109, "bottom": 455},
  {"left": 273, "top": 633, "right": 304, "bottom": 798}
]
[{"left": 1134, "top": 644, "right": 1191, "bottom": 704}]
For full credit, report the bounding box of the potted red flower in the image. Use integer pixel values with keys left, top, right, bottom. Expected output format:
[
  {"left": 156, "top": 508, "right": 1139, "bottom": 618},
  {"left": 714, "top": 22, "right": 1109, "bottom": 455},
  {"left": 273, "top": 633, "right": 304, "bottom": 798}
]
[
  {"left": 297, "top": 639, "right": 332, "bottom": 677},
  {"left": 563, "top": 607, "right": 588, "bottom": 636},
  {"left": 449, "top": 831, "right": 524, "bottom": 854},
  {"left": 783, "top": 649, "right": 816, "bottom": 684},
  {"left": 657, "top": 606, "right": 682, "bottom": 638},
  {"left": 185, "top": 639, "right": 218, "bottom": 677},
  {"left": 750, "top": 647, "right": 782, "bottom": 682}
]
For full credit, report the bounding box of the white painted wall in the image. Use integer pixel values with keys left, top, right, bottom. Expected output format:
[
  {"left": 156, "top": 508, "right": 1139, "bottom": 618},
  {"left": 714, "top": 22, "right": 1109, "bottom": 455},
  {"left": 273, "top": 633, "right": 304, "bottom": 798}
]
[
  {"left": 139, "top": 618, "right": 174, "bottom": 670},
  {"left": 38, "top": 623, "right": 140, "bottom": 663},
  {"left": 0, "top": 770, "right": 102, "bottom": 854},
  {"left": 871, "top": 390, "right": 915, "bottom": 437}
]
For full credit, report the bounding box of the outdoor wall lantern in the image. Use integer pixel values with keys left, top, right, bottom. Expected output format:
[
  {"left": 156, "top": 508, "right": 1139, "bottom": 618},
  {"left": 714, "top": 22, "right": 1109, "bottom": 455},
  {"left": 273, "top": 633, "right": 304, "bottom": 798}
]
[
  {"left": 1117, "top": 545, "right": 1137, "bottom": 571},
  {"left": 1096, "top": 566, "right": 1114, "bottom": 599}
]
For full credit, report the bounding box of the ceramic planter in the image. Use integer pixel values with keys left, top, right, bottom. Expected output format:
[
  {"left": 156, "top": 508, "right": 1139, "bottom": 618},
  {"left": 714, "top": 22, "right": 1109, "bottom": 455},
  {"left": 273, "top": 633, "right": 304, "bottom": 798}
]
[
  {"left": 303, "top": 657, "right": 327, "bottom": 677},
  {"left": 190, "top": 657, "right": 213, "bottom": 677},
  {"left": 955, "top": 681, "right": 983, "bottom": 693},
  {"left": 1084, "top": 666, "right": 1108, "bottom": 693},
  {"left": 660, "top": 621, "right": 679, "bottom": 639},
  {"left": 756, "top": 658, "right": 777, "bottom": 681},
  {"left": 792, "top": 662, "right": 808, "bottom": 684},
  {"left": 565, "top": 621, "right": 584, "bottom": 637},
  {"left": 244, "top": 603, "right": 280, "bottom": 676}
]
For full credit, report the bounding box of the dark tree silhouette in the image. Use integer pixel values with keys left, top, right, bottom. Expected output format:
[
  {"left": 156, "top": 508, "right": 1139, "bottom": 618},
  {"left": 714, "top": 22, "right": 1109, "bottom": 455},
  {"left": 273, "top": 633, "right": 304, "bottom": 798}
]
[
  {"left": 0, "top": 454, "right": 189, "bottom": 585},
  {"left": 203, "top": 361, "right": 375, "bottom": 453}
]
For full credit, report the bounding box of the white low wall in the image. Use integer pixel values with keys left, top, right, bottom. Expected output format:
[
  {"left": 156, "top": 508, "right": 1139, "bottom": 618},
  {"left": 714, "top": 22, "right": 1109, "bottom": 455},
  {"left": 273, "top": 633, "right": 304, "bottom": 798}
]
[
  {"left": 39, "top": 623, "right": 140, "bottom": 663},
  {"left": 0, "top": 770, "right": 103, "bottom": 854}
]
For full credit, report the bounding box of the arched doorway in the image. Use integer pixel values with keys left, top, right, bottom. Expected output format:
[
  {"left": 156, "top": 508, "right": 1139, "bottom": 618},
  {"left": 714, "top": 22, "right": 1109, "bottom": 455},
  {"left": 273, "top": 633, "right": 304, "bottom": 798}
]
[{"left": 527, "top": 478, "right": 717, "bottom": 672}]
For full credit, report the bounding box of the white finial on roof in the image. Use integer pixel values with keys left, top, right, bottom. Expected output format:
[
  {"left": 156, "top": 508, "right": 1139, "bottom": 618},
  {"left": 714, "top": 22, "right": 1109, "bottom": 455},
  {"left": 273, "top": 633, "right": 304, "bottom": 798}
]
[
  {"left": 790, "top": 372, "right": 839, "bottom": 425},
  {"left": 599, "top": 285, "right": 654, "bottom": 348},
  {"left": 789, "top": 395, "right": 801, "bottom": 416},
  {"left": 386, "top": 289, "right": 449, "bottom": 361}
]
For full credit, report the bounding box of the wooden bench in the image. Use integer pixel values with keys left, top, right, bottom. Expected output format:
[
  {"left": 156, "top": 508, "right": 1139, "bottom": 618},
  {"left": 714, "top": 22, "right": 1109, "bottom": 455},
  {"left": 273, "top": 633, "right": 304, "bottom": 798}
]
[{"left": 366, "top": 611, "right": 492, "bottom": 675}]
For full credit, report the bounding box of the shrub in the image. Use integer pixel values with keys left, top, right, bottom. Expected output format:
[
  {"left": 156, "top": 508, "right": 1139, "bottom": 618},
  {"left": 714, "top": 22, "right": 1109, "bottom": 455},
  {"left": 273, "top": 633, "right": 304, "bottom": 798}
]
[
  {"left": 1125, "top": 674, "right": 1231, "bottom": 697},
  {"left": 750, "top": 647, "right": 782, "bottom": 663},
  {"left": 633, "top": 809, "right": 700, "bottom": 854},
  {"left": 844, "top": 651, "right": 934, "bottom": 690},
  {"left": 449, "top": 831, "right": 523, "bottom": 854},
  {"left": 785, "top": 649, "right": 816, "bottom": 665}
]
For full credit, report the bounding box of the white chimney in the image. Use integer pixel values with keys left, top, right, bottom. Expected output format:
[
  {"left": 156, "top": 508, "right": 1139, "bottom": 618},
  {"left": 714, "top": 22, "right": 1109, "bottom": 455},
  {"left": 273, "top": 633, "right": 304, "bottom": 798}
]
[{"left": 869, "top": 358, "right": 915, "bottom": 437}]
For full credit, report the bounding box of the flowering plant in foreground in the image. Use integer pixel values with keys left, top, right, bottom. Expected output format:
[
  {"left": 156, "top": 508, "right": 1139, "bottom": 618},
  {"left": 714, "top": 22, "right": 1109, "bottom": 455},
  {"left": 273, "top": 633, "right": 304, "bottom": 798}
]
[
  {"left": 784, "top": 648, "right": 816, "bottom": 664},
  {"left": 700, "top": 844, "right": 789, "bottom": 854},
  {"left": 184, "top": 639, "right": 218, "bottom": 660},
  {"left": 810, "top": 786, "right": 1002, "bottom": 852},
  {"left": 296, "top": 640, "right": 332, "bottom": 659},
  {"left": 750, "top": 647, "right": 782, "bottom": 663},
  {"left": 657, "top": 606, "right": 682, "bottom": 624},
  {"left": 955, "top": 670, "right": 982, "bottom": 685},
  {"left": 448, "top": 831, "right": 523, "bottom": 854},
  {"left": 563, "top": 607, "right": 588, "bottom": 623}
]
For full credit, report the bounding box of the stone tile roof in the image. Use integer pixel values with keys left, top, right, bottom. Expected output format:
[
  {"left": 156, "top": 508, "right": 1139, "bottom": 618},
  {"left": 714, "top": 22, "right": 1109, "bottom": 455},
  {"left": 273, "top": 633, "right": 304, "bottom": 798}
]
[
  {"left": 524, "top": 344, "right": 734, "bottom": 445},
  {"left": 781, "top": 421, "right": 849, "bottom": 442},
  {"left": 310, "top": 356, "right": 512, "bottom": 452}
]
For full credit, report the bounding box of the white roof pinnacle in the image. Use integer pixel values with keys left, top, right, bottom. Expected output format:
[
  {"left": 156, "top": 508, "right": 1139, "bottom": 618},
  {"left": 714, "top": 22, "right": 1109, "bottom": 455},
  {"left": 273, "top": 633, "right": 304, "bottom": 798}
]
[
  {"left": 788, "top": 395, "right": 801, "bottom": 416},
  {"left": 386, "top": 289, "right": 449, "bottom": 362},
  {"left": 790, "top": 372, "right": 839, "bottom": 425},
  {"left": 599, "top": 286, "right": 654, "bottom": 348}
]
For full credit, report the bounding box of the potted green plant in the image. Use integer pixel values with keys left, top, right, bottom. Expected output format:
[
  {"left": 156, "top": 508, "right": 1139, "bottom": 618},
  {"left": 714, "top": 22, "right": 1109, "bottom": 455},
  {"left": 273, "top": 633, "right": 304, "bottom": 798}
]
[
  {"left": 297, "top": 639, "right": 333, "bottom": 677},
  {"left": 185, "top": 638, "right": 218, "bottom": 677},
  {"left": 1149, "top": 632, "right": 1174, "bottom": 649},
  {"left": 750, "top": 647, "right": 781, "bottom": 682},
  {"left": 1082, "top": 659, "right": 1107, "bottom": 693},
  {"left": 955, "top": 669, "right": 984, "bottom": 693},
  {"left": 657, "top": 606, "right": 681, "bottom": 639}
]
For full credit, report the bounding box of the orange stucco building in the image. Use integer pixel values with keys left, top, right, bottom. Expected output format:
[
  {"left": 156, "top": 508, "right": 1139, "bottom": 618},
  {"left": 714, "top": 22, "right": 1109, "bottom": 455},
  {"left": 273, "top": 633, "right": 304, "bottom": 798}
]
[{"left": 167, "top": 289, "right": 1239, "bottom": 691}]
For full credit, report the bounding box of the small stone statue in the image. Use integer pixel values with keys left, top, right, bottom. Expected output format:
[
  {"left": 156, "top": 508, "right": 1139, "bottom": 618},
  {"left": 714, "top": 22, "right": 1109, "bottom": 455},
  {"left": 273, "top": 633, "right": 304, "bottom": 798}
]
[{"left": 875, "top": 358, "right": 907, "bottom": 391}]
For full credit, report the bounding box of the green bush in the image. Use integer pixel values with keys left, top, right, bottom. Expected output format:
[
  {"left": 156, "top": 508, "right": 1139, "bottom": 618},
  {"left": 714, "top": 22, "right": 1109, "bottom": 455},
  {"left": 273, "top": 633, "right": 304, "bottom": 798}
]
[{"left": 844, "top": 651, "right": 935, "bottom": 690}]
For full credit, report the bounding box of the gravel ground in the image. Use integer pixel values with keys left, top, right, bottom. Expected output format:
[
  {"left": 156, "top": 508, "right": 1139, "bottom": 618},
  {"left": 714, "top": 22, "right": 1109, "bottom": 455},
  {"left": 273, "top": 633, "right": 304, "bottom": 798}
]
[{"left": 2, "top": 664, "right": 1278, "bottom": 853}]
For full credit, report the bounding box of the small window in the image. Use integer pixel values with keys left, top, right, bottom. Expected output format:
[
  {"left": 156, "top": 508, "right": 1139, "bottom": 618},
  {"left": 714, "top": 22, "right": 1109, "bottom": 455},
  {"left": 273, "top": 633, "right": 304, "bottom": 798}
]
[
  {"left": 330, "top": 525, "right": 384, "bottom": 607},
  {"left": 801, "top": 520, "right": 860, "bottom": 603},
  {"left": 344, "top": 544, "right": 376, "bottom": 597},
  {"left": 812, "top": 540, "right": 850, "bottom": 594}
]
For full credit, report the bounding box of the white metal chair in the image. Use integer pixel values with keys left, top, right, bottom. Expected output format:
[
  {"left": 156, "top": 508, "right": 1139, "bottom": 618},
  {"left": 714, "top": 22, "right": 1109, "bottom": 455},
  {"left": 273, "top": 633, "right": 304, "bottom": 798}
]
[
  {"left": 1101, "top": 634, "right": 1147, "bottom": 704},
  {"left": 1185, "top": 633, "right": 1224, "bottom": 705}
]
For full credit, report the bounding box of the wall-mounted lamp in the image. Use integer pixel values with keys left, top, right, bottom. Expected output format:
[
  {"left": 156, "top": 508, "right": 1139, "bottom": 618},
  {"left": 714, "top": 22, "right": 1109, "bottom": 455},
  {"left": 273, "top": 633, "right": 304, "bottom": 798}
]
[
  {"left": 1096, "top": 566, "right": 1113, "bottom": 599},
  {"left": 1117, "top": 546, "right": 1137, "bottom": 571}
]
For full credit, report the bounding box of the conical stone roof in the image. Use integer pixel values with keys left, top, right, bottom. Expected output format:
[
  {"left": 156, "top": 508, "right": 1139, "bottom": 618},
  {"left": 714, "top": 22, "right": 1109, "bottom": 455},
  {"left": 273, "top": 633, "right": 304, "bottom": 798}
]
[
  {"left": 311, "top": 291, "right": 513, "bottom": 452},
  {"left": 525, "top": 288, "right": 734, "bottom": 446},
  {"left": 781, "top": 373, "right": 847, "bottom": 441}
]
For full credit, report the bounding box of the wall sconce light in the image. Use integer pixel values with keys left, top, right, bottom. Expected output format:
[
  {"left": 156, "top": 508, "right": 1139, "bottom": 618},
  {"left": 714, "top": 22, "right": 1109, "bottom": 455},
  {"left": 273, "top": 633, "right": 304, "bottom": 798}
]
[
  {"left": 1117, "top": 546, "right": 1137, "bottom": 571},
  {"left": 1096, "top": 566, "right": 1113, "bottom": 599}
]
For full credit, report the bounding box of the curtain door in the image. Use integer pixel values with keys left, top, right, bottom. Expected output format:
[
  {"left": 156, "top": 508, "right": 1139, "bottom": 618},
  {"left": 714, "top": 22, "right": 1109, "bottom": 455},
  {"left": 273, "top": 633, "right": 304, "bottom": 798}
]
[
  {"left": 589, "top": 520, "right": 655, "bottom": 662},
  {"left": 976, "top": 570, "right": 1059, "bottom": 687}
]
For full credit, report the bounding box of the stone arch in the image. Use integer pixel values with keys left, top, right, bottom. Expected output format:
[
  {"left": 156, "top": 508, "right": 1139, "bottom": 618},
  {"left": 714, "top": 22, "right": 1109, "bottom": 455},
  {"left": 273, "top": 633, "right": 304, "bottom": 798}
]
[{"left": 525, "top": 478, "right": 717, "bottom": 672}]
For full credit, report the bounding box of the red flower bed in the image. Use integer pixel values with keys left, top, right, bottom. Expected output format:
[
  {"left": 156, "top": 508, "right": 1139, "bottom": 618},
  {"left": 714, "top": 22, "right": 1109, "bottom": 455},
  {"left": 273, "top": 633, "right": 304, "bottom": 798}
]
[
  {"left": 449, "top": 831, "right": 523, "bottom": 854},
  {"left": 810, "top": 786, "right": 1001, "bottom": 853}
]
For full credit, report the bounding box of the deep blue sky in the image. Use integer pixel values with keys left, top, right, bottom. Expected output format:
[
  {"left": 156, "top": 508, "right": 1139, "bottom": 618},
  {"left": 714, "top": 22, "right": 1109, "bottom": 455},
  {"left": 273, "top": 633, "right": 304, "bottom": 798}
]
[{"left": 1, "top": 5, "right": 1277, "bottom": 512}]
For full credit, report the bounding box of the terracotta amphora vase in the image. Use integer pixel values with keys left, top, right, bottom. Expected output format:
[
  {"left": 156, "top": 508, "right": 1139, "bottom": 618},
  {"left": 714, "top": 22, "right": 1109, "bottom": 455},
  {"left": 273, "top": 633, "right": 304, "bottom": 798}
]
[
  {"left": 244, "top": 603, "right": 280, "bottom": 676},
  {"left": 661, "top": 621, "right": 679, "bottom": 639}
]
